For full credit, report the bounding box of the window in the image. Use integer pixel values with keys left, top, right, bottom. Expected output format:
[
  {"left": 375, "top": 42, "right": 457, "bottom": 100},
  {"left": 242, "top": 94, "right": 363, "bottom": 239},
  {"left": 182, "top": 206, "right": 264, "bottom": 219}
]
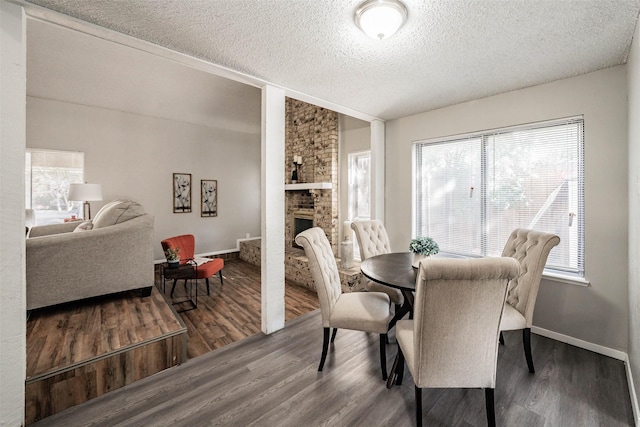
[
  {"left": 414, "top": 117, "right": 584, "bottom": 277},
  {"left": 26, "top": 148, "right": 84, "bottom": 225},
  {"left": 348, "top": 151, "right": 371, "bottom": 259}
]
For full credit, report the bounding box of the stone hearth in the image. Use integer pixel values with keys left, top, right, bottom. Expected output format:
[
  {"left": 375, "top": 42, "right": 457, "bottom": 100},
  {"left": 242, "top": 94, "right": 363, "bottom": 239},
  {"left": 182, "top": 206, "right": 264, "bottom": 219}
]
[{"left": 239, "top": 239, "right": 363, "bottom": 293}]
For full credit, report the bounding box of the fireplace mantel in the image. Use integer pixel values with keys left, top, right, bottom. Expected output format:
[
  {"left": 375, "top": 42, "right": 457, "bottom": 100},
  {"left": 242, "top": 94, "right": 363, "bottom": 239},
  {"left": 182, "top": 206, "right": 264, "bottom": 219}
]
[{"left": 284, "top": 182, "right": 332, "bottom": 191}]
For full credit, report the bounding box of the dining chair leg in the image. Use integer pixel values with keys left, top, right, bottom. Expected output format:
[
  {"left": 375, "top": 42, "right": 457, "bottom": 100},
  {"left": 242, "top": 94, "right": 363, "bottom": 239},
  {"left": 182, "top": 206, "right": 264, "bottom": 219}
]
[
  {"left": 485, "top": 388, "right": 496, "bottom": 427},
  {"left": 379, "top": 333, "right": 388, "bottom": 380},
  {"left": 396, "top": 347, "right": 405, "bottom": 386},
  {"left": 415, "top": 386, "right": 423, "bottom": 427},
  {"left": 499, "top": 331, "right": 505, "bottom": 345},
  {"left": 523, "top": 328, "right": 535, "bottom": 373},
  {"left": 218, "top": 270, "right": 224, "bottom": 285},
  {"left": 387, "top": 347, "right": 405, "bottom": 389},
  {"left": 318, "top": 327, "right": 330, "bottom": 372},
  {"left": 205, "top": 278, "right": 210, "bottom": 295},
  {"left": 330, "top": 328, "right": 338, "bottom": 343},
  {"left": 386, "top": 352, "right": 399, "bottom": 389}
]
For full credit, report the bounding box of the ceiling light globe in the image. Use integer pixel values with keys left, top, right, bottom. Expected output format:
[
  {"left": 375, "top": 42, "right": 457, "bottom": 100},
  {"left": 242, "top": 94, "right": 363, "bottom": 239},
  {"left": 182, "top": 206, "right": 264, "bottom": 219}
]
[{"left": 355, "top": 0, "right": 408, "bottom": 40}]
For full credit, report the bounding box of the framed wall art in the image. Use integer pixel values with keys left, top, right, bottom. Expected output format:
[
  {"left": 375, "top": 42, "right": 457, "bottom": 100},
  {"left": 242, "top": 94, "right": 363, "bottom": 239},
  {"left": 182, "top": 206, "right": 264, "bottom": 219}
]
[
  {"left": 173, "top": 173, "right": 192, "bottom": 213},
  {"left": 201, "top": 179, "right": 218, "bottom": 217}
]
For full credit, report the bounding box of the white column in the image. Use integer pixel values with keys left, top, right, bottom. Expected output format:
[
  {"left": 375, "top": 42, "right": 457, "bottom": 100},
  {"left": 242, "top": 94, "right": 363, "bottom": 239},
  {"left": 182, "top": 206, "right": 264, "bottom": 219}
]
[
  {"left": 0, "top": 2, "right": 27, "bottom": 425},
  {"left": 370, "top": 119, "right": 385, "bottom": 221},
  {"left": 260, "top": 85, "right": 285, "bottom": 334}
]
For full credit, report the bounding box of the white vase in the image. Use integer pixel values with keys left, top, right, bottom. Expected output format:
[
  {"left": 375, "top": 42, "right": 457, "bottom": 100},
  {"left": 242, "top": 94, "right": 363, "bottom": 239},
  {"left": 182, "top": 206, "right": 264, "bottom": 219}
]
[
  {"left": 412, "top": 253, "right": 427, "bottom": 269},
  {"left": 340, "top": 240, "right": 354, "bottom": 269}
]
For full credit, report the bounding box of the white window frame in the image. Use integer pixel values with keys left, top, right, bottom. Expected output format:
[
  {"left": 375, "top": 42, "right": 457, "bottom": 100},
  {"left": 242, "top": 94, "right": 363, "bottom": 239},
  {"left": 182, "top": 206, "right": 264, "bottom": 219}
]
[
  {"left": 348, "top": 150, "right": 371, "bottom": 260},
  {"left": 412, "top": 116, "right": 586, "bottom": 282},
  {"left": 26, "top": 148, "right": 85, "bottom": 225}
]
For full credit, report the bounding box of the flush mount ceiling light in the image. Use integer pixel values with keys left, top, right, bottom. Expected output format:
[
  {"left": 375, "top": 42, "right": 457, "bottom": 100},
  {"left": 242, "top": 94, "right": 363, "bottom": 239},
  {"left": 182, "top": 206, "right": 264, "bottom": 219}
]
[{"left": 355, "top": 0, "right": 408, "bottom": 40}]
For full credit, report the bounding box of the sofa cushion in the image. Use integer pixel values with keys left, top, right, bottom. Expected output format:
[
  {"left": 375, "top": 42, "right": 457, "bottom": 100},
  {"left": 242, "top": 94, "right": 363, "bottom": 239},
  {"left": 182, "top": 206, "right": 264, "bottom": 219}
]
[
  {"left": 73, "top": 221, "right": 94, "bottom": 232},
  {"left": 92, "top": 200, "right": 145, "bottom": 229}
]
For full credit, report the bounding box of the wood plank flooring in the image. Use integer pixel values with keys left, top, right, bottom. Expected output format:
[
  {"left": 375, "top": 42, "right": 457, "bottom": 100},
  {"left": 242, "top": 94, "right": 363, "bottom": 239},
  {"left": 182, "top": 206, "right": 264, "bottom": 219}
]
[
  {"left": 30, "top": 310, "right": 635, "bottom": 427},
  {"left": 163, "top": 258, "right": 320, "bottom": 358},
  {"left": 26, "top": 287, "right": 186, "bottom": 379},
  {"left": 25, "top": 287, "right": 187, "bottom": 424}
]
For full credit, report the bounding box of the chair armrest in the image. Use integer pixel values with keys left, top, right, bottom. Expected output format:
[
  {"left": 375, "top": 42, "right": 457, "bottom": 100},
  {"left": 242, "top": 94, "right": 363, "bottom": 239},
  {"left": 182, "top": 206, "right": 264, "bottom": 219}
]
[{"left": 28, "top": 221, "right": 82, "bottom": 238}]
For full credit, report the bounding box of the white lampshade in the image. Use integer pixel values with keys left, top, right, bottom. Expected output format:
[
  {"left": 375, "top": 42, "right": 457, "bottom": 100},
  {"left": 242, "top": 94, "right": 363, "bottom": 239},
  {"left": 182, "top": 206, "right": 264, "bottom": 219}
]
[
  {"left": 355, "top": 0, "right": 408, "bottom": 40},
  {"left": 68, "top": 183, "right": 103, "bottom": 201}
]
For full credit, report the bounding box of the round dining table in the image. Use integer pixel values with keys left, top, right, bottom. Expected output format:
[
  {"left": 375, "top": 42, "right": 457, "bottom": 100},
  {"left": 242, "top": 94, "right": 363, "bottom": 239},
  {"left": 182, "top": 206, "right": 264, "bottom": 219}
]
[
  {"left": 360, "top": 252, "right": 418, "bottom": 325},
  {"left": 360, "top": 251, "right": 417, "bottom": 292}
]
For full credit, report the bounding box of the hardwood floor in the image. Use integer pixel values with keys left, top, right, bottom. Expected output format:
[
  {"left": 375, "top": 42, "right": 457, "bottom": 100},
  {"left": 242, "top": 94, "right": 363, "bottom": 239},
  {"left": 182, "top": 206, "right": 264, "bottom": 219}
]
[
  {"left": 25, "top": 287, "right": 187, "bottom": 424},
  {"left": 26, "top": 288, "right": 186, "bottom": 378},
  {"left": 164, "top": 258, "right": 320, "bottom": 359},
  {"left": 30, "top": 310, "right": 635, "bottom": 427}
]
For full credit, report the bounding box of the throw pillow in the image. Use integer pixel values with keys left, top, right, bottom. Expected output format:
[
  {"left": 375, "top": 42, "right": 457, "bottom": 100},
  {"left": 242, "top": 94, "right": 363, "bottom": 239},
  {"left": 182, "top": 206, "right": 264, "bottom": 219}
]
[
  {"left": 92, "top": 200, "right": 145, "bottom": 229},
  {"left": 73, "top": 221, "right": 94, "bottom": 232}
]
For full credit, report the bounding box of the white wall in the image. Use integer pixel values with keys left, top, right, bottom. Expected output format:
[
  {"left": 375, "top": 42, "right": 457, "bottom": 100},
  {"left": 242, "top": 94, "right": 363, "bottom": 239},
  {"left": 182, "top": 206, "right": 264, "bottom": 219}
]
[
  {"left": 386, "top": 66, "right": 629, "bottom": 351},
  {"left": 627, "top": 14, "right": 640, "bottom": 418},
  {"left": 0, "top": 3, "right": 26, "bottom": 425},
  {"left": 27, "top": 97, "right": 261, "bottom": 259}
]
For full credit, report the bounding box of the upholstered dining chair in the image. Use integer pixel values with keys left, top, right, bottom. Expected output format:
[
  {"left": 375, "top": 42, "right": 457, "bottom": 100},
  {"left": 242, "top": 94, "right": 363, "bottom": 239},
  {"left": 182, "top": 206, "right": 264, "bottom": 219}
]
[
  {"left": 350, "top": 220, "right": 404, "bottom": 309},
  {"left": 161, "top": 234, "right": 224, "bottom": 296},
  {"left": 499, "top": 228, "right": 560, "bottom": 373},
  {"left": 394, "top": 257, "right": 520, "bottom": 427},
  {"left": 295, "top": 227, "right": 392, "bottom": 380}
]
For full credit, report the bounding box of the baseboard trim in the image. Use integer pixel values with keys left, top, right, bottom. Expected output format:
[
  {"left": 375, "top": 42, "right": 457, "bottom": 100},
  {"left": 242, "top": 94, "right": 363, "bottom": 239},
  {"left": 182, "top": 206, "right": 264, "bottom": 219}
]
[
  {"left": 154, "top": 238, "right": 258, "bottom": 264},
  {"left": 623, "top": 353, "right": 640, "bottom": 426},
  {"left": 196, "top": 237, "right": 259, "bottom": 258},
  {"left": 531, "top": 326, "right": 626, "bottom": 360},
  {"left": 531, "top": 326, "right": 639, "bottom": 425}
]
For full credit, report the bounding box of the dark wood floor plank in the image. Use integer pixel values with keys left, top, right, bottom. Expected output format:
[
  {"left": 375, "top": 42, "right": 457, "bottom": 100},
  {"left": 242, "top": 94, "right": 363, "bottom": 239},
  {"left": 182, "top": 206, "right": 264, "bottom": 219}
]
[{"left": 25, "top": 286, "right": 189, "bottom": 424}]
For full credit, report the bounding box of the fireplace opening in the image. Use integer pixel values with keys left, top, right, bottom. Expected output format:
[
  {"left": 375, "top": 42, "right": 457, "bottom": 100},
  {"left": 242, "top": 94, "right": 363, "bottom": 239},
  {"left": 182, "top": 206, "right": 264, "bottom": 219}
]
[{"left": 292, "top": 210, "right": 314, "bottom": 248}]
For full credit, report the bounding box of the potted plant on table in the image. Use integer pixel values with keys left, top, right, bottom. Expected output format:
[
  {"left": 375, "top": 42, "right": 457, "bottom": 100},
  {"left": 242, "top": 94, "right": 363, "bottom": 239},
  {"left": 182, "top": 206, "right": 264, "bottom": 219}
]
[
  {"left": 165, "top": 247, "right": 180, "bottom": 268},
  {"left": 409, "top": 236, "right": 439, "bottom": 268}
]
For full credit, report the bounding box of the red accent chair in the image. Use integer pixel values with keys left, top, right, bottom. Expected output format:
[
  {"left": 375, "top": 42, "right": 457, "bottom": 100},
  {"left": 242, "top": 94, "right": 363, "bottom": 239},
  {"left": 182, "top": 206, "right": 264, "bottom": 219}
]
[{"left": 161, "top": 234, "right": 224, "bottom": 296}]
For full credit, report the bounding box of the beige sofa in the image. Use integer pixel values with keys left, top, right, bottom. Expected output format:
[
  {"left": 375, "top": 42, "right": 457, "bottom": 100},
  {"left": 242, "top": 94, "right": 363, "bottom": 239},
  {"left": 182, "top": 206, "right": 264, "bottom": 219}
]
[{"left": 26, "top": 200, "right": 154, "bottom": 311}]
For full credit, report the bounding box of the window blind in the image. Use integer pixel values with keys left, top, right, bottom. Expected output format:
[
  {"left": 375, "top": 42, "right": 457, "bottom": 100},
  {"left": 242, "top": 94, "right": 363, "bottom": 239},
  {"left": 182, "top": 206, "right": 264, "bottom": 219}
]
[{"left": 414, "top": 117, "right": 584, "bottom": 277}]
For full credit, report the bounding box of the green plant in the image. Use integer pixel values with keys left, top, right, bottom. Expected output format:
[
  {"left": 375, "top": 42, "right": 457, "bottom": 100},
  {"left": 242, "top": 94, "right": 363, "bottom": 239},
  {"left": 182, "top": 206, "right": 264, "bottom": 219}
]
[
  {"left": 409, "top": 236, "right": 439, "bottom": 256},
  {"left": 164, "top": 247, "right": 180, "bottom": 261}
]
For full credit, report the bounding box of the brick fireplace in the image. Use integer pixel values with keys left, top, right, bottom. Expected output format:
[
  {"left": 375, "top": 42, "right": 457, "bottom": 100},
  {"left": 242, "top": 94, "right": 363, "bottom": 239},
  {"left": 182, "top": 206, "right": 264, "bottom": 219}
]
[
  {"left": 284, "top": 98, "right": 339, "bottom": 255},
  {"left": 291, "top": 209, "right": 314, "bottom": 248},
  {"left": 239, "top": 98, "right": 363, "bottom": 293}
]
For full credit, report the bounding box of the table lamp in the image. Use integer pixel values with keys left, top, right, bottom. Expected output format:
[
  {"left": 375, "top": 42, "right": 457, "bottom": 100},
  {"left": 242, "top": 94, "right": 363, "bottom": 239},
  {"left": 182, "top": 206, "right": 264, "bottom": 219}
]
[{"left": 68, "top": 183, "right": 103, "bottom": 219}]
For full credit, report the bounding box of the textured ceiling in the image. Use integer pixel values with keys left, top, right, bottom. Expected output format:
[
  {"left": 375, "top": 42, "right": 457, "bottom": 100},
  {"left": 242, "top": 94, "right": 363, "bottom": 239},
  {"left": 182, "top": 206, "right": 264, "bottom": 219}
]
[{"left": 24, "top": 0, "right": 640, "bottom": 121}]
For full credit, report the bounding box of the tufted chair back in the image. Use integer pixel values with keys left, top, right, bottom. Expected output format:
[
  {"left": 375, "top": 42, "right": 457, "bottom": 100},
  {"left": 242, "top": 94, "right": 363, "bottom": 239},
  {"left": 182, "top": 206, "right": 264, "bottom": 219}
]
[
  {"left": 161, "top": 234, "right": 195, "bottom": 262},
  {"left": 350, "top": 220, "right": 391, "bottom": 260},
  {"left": 501, "top": 228, "right": 560, "bottom": 327},
  {"left": 409, "top": 257, "right": 519, "bottom": 389},
  {"left": 295, "top": 227, "right": 342, "bottom": 328}
]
